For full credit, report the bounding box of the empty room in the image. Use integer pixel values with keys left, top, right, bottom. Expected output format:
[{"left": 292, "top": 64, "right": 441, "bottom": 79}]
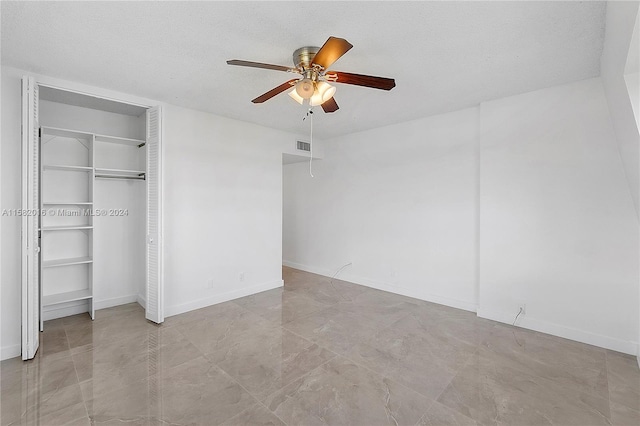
[{"left": 1, "top": 1, "right": 639, "bottom": 425}]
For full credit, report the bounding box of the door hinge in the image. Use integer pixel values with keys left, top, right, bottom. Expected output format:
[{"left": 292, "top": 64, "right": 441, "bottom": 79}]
[{"left": 38, "top": 128, "right": 41, "bottom": 138}]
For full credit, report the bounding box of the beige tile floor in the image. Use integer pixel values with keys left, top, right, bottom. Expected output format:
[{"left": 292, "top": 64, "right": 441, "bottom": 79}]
[{"left": 1, "top": 266, "right": 639, "bottom": 425}]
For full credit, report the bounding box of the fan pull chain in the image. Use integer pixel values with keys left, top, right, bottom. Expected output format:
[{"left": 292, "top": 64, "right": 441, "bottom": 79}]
[{"left": 303, "top": 108, "right": 314, "bottom": 178}]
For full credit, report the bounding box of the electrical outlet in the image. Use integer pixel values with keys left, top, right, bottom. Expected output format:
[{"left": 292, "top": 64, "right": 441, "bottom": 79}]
[{"left": 239, "top": 272, "right": 245, "bottom": 282}]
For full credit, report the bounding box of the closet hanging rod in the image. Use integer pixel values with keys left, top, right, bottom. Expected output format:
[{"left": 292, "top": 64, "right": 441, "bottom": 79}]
[{"left": 95, "top": 174, "right": 145, "bottom": 181}]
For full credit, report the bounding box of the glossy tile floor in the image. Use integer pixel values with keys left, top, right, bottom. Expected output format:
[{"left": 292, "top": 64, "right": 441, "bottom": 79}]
[{"left": 2, "top": 267, "right": 639, "bottom": 425}]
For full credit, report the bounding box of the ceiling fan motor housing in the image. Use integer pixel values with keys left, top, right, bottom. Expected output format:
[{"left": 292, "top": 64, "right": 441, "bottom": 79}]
[{"left": 293, "top": 46, "right": 320, "bottom": 70}]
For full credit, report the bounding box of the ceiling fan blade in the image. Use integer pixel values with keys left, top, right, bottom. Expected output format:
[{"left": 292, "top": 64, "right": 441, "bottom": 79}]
[
  {"left": 311, "top": 37, "right": 353, "bottom": 69},
  {"left": 321, "top": 97, "right": 339, "bottom": 113},
  {"left": 326, "top": 71, "right": 396, "bottom": 90},
  {"left": 251, "top": 79, "right": 298, "bottom": 103},
  {"left": 227, "top": 60, "right": 294, "bottom": 73}
]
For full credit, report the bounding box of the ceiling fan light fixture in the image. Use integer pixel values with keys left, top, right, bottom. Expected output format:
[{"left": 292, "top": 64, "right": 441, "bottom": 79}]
[
  {"left": 317, "top": 81, "right": 336, "bottom": 101},
  {"left": 309, "top": 81, "right": 336, "bottom": 106},
  {"left": 309, "top": 91, "right": 324, "bottom": 107},
  {"left": 288, "top": 88, "right": 304, "bottom": 105},
  {"left": 295, "top": 78, "right": 315, "bottom": 99}
]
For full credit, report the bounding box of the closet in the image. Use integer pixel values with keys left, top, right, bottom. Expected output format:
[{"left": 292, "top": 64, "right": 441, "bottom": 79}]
[{"left": 21, "top": 76, "right": 164, "bottom": 359}]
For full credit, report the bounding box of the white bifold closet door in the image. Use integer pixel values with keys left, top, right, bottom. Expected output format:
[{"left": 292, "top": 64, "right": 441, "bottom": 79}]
[
  {"left": 21, "top": 79, "right": 164, "bottom": 360},
  {"left": 21, "top": 76, "right": 40, "bottom": 360},
  {"left": 145, "top": 106, "right": 164, "bottom": 324}
]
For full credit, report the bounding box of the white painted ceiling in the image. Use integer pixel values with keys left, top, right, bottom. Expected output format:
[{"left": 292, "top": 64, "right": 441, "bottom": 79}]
[{"left": 2, "top": 1, "right": 606, "bottom": 139}]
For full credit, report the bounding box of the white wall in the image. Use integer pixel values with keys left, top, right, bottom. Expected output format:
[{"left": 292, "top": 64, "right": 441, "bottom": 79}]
[
  {"left": 478, "top": 77, "right": 639, "bottom": 354},
  {"left": 161, "top": 105, "right": 291, "bottom": 317},
  {"left": 600, "top": 0, "right": 640, "bottom": 363},
  {"left": 626, "top": 72, "right": 640, "bottom": 130},
  {"left": 284, "top": 77, "right": 639, "bottom": 355},
  {"left": 1, "top": 67, "right": 23, "bottom": 359},
  {"left": 1, "top": 67, "right": 306, "bottom": 359},
  {"left": 601, "top": 1, "right": 640, "bottom": 219},
  {"left": 283, "top": 107, "right": 479, "bottom": 311}
]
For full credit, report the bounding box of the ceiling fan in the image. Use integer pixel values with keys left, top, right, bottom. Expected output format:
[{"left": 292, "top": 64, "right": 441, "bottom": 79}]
[{"left": 227, "top": 36, "right": 396, "bottom": 113}]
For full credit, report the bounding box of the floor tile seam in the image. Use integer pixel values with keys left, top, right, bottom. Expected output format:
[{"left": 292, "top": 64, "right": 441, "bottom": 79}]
[
  {"left": 500, "top": 325, "right": 609, "bottom": 356},
  {"left": 255, "top": 399, "right": 289, "bottom": 426},
  {"left": 62, "top": 326, "right": 84, "bottom": 357},
  {"left": 415, "top": 399, "right": 478, "bottom": 426},
  {"left": 480, "top": 341, "right": 610, "bottom": 379},
  {"left": 478, "top": 344, "right": 614, "bottom": 405},
  {"left": 440, "top": 346, "right": 614, "bottom": 420},
  {"left": 255, "top": 348, "right": 339, "bottom": 409},
  {"left": 487, "top": 336, "right": 610, "bottom": 368},
  {"left": 610, "top": 401, "right": 640, "bottom": 415},
  {"left": 67, "top": 344, "right": 91, "bottom": 423},
  {"left": 224, "top": 298, "right": 295, "bottom": 327},
  {"left": 76, "top": 368, "right": 161, "bottom": 408},
  {"left": 276, "top": 326, "right": 343, "bottom": 359},
  {"left": 169, "top": 322, "right": 213, "bottom": 358},
  {"left": 281, "top": 301, "right": 402, "bottom": 339},
  {"left": 281, "top": 307, "right": 472, "bottom": 397},
  {"left": 605, "top": 351, "right": 640, "bottom": 378},
  {"left": 275, "top": 296, "right": 340, "bottom": 325},
  {"left": 204, "top": 324, "right": 341, "bottom": 406},
  {"left": 273, "top": 304, "right": 331, "bottom": 327},
  {"left": 313, "top": 332, "right": 441, "bottom": 407},
  {"left": 319, "top": 348, "right": 437, "bottom": 423},
  {"left": 31, "top": 357, "right": 81, "bottom": 400},
  {"left": 420, "top": 344, "right": 485, "bottom": 405},
  {"left": 0, "top": 359, "right": 25, "bottom": 375},
  {"left": 605, "top": 350, "right": 639, "bottom": 417},
  {"left": 208, "top": 361, "right": 287, "bottom": 425},
  {"left": 282, "top": 292, "right": 342, "bottom": 321},
  {"left": 166, "top": 322, "right": 207, "bottom": 360},
  {"left": 161, "top": 312, "right": 214, "bottom": 331},
  {"left": 433, "top": 346, "right": 482, "bottom": 409}
]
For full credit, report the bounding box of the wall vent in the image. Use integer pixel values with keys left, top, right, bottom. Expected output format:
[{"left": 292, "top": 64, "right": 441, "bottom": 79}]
[{"left": 296, "top": 140, "right": 311, "bottom": 152}]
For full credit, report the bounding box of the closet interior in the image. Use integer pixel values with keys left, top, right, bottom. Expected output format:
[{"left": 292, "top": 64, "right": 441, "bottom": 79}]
[{"left": 38, "top": 87, "right": 148, "bottom": 328}]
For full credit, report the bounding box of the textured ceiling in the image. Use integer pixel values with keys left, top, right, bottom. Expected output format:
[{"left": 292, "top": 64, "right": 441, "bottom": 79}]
[{"left": 1, "top": 1, "right": 606, "bottom": 139}]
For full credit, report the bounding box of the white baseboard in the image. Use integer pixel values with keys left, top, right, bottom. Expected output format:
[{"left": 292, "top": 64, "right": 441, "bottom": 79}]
[
  {"left": 283, "top": 260, "right": 335, "bottom": 279},
  {"left": 137, "top": 293, "right": 147, "bottom": 309},
  {"left": 42, "top": 294, "right": 139, "bottom": 321},
  {"left": 93, "top": 294, "right": 139, "bottom": 310},
  {"left": 1, "top": 343, "right": 21, "bottom": 361},
  {"left": 42, "top": 300, "right": 91, "bottom": 321},
  {"left": 477, "top": 307, "right": 639, "bottom": 356},
  {"left": 285, "top": 260, "right": 639, "bottom": 356},
  {"left": 164, "top": 279, "right": 284, "bottom": 318},
  {"left": 283, "top": 260, "right": 478, "bottom": 313}
]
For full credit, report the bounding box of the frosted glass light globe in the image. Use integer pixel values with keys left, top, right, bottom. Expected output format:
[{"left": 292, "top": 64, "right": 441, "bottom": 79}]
[{"left": 295, "top": 78, "right": 315, "bottom": 99}]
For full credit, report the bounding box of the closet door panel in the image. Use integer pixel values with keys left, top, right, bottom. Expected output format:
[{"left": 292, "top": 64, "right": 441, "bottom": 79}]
[
  {"left": 21, "top": 76, "right": 40, "bottom": 359},
  {"left": 145, "top": 106, "right": 164, "bottom": 323}
]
